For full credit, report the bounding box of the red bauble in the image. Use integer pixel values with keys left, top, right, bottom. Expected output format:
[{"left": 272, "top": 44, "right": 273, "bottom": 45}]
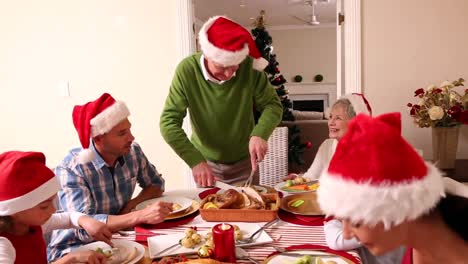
[{"left": 306, "top": 142, "right": 312, "bottom": 149}]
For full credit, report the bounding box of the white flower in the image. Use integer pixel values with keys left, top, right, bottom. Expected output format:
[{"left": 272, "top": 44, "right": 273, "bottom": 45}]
[
  {"left": 418, "top": 99, "right": 425, "bottom": 105},
  {"left": 426, "top": 84, "right": 436, "bottom": 91},
  {"left": 428, "top": 106, "right": 444, "bottom": 120},
  {"left": 440, "top": 80, "right": 452, "bottom": 87}
]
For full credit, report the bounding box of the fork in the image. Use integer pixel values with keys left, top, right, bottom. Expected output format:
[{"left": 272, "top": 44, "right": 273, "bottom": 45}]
[
  {"left": 236, "top": 218, "right": 279, "bottom": 244},
  {"left": 243, "top": 162, "right": 257, "bottom": 187}
]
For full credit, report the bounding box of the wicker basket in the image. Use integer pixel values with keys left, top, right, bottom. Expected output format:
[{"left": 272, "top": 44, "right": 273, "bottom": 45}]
[{"left": 199, "top": 193, "right": 280, "bottom": 222}]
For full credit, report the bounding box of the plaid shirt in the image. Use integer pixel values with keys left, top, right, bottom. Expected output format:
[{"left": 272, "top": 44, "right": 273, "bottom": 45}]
[{"left": 47, "top": 142, "right": 164, "bottom": 261}]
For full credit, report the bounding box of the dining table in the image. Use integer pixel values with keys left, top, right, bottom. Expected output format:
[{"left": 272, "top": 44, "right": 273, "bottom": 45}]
[{"left": 113, "top": 188, "right": 362, "bottom": 264}]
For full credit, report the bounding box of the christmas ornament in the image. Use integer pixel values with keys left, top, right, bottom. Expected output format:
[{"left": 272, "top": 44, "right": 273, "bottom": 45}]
[
  {"left": 314, "top": 74, "right": 324, "bottom": 82},
  {"left": 294, "top": 75, "right": 303, "bottom": 82},
  {"left": 197, "top": 245, "right": 214, "bottom": 258},
  {"left": 306, "top": 141, "right": 312, "bottom": 149}
]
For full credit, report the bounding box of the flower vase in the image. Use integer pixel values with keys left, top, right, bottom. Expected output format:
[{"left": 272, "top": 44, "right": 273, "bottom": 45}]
[{"left": 432, "top": 126, "right": 460, "bottom": 169}]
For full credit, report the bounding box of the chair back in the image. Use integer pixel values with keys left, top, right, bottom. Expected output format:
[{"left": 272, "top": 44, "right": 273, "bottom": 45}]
[{"left": 259, "top": 127, "right": 288, "bottom": 187}]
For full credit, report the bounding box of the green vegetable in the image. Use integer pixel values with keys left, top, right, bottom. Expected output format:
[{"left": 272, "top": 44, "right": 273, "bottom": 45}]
[
  {"left": 285, "top": 180, "right": 294, "bottom": 187},
  {"left": 294, "top": 255, "right": 313, "bottom": 264},
  {"left": 95, "top": 247, "right": 112, "bottom": 258},
  {"left": 291, "top": 199, "right": 305, "bottom": 208}
]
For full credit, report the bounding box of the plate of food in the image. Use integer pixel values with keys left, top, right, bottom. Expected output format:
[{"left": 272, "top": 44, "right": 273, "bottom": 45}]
[
  {"left": 275, "top": 176, "right": 319, "bottom": 194},
  {"left": 148, "top": 224, "right": 273, "bottom": 258},
  {"left": 264, "top": 250, "right": 357, "bottom": 264},
  {"left": 280, "top": 192, "right": 323, "bottom": 216},
  {"left": 72, "top": 239, "right": 145, "bottom": 264},
  {"left": 136, "top": 196, "right": 193, "bottom": 215}
]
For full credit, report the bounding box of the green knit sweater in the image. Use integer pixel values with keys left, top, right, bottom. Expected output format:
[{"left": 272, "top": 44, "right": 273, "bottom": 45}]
[{"left": 160, "top": 53, "right": 282, "bottom": 168}]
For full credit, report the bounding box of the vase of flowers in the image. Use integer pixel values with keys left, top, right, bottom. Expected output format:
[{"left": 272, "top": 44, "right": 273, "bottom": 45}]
[{"left": 407, "top": 78, "right": 468, "bottom": 169}]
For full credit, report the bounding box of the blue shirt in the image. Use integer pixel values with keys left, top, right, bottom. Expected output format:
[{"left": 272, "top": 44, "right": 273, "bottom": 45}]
[{"left": 47, "top": 142, "right": 164, "bottom": 261}]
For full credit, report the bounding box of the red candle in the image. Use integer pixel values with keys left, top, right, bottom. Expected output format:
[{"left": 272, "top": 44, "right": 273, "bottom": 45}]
[{"left": 212, "top": 223, "right": 236, "bottom": 262}]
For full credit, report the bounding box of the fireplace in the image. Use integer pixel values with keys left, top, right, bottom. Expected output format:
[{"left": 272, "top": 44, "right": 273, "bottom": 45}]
[{"left": 286, "top": 82, "right": 337, "bottom": 112}]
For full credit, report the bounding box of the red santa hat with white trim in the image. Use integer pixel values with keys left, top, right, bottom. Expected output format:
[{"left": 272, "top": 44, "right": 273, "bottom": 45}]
[
  {"left": 0, "top": 151, "right": 59, "bottom": 216},
  {"left": 340, "top": 93, "right": 373, "bottom": 116},
  {"left": 72, "top": 93, "right": 130, "bottom": 163},
  {"left": 198, "top": 16, "right": 268, "bottom": 71},
  {"left": 318, "top": 112, "right": 451, "bottom": 229}
]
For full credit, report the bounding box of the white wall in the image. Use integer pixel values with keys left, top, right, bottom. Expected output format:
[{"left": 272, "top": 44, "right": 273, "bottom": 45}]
[
  {"left": 269, "top": 27, "right": 337, "bottom": 83},
  {"left": 0, "top": 0, "right": 186, "bottom": 189},
  {"left": 362, "top": 0, "right": 468, "bottom": 159}
]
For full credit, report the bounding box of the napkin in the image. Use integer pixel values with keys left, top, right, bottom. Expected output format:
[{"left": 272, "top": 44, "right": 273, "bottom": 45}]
[
  {"left": 278, "top": 209, "right": 325, "bottom": 226},
  {"left": 134, "top": 226, "right": 161, "bottom": 245},
  {"left": 198, "top": 188, "right": 220, "bottom": 199}
]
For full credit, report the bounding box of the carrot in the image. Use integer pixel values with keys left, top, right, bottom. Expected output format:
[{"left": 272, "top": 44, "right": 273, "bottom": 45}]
[{"left": 286, "top": 184, "right": 308, "bottom": 190}]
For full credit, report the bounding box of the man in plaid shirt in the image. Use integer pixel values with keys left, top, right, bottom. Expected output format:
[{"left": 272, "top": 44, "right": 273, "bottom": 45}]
[{"left": 47, "top": 93, "right": 172, "bottom": 261}]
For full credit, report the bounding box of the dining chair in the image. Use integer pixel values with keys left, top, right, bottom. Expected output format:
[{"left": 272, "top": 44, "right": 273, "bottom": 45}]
[{"left": 259, "top": 126, "right": 288, "bottom": 187}]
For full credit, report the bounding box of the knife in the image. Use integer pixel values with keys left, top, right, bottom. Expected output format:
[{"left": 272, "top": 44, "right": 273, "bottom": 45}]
[
  {"left": 276, "top": 252, "right": 336, "bottom": 258},
  {"left": 215, "top": 181, "right": 242, "bottom": 192}
]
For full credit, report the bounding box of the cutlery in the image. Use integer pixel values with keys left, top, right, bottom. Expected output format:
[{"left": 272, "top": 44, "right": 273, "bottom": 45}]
[
  {"left": 236, "top": 247, "right": 260, "bottom": 264},
  {"left": 237, "top": 218, "right": 279, "bottom": 244},
  {"left": 272, "top": 246, "right": 334, "bottom": 257},
  {"left": 215, "top": 181, "right": 242, "bottom": 192},
  {"left": 154, "top": 240, "right": 182, "bottom": 257},
  {"left": 117, "top": 230, "right": 159, "bottom": 237}
]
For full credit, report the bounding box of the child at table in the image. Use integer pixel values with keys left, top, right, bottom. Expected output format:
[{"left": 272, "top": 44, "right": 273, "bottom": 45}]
[
  {"left": 317, "top": 113, "right": 468, "bottom": 263},
  {"left": 324, "top": 218, "right": 405, "bottom": 264},
  {"left": 0, "top": 151, "right": 112, "bottom": 264}
]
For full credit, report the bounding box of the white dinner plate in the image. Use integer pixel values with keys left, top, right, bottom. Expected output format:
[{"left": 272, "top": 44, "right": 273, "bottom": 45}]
[
  {"left": 265, "top": 250, "right": 356, "bottom": 264},
  {"left": 147, "top": 223, "right": 273, "bottom": 258},
  {"left": 274, "top": 181, "right": 319, "bottom": 194},
  {"left": 72, "top": 239, "right": 145, "bottom": 264},
  {"left": 136, "top": 196, "right": 193, "bottom": 214}
]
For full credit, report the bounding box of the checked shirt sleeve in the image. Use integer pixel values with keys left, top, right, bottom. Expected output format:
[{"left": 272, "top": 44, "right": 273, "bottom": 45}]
[{"left": 55, "top": 165, "right": 108, "bottom": 242}]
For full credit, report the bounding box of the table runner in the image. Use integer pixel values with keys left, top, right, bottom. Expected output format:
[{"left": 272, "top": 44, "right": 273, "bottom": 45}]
[{"left": 114, "top": 217, "right": 361, "bottom": 263}]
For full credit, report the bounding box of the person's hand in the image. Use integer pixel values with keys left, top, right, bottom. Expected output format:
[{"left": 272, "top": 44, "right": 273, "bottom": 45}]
[
  {"left": 63, "top": 250, "right": 107, "bottom": 263},
  {"left": 192, "top": 161, "right": 217, "bottom": 187},
  {"left": 138, "top": 201, "right": 173, "bottom": 225},
  {"left": 249, "top": 136, "right": 268, "bottom": 170},
  {"left": 282, "top": 173, "right": 299, "bottom": 181},
  {"left": 78, "top": 216, "right": 113, "bottom": 246}
]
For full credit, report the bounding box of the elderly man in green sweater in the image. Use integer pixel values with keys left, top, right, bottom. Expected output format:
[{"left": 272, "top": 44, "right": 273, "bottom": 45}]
[{"left": 160, "top": 16, "right": 282, "bottom": 187}]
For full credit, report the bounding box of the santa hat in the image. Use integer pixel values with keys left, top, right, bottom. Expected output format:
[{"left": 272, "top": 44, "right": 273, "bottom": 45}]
[
  {"left": 198, "top": 16, "right": 268, "bottom": 71},
  {"left": 317, "top": 113, "right": 446, "bottom": 229},
  {"left": 339, "top": 93, "right": 372, "bottom": 116},
  {"left": 0, "top": 151, "right": 59, "bottom": 216},
  {"left": 72, "top": 93, "right": 130, "bottom": 163}
]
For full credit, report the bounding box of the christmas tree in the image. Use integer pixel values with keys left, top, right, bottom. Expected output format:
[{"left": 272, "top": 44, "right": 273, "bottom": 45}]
[{"left": 251, "top": 11, "right": 311, "bottom": 166}]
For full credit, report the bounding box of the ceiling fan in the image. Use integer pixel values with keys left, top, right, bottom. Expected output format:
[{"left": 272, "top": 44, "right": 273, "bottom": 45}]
[{"left": 289, "top": 0, "right": 323, "bottom": 26}]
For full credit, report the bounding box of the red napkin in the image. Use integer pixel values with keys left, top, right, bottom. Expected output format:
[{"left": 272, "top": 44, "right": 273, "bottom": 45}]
[
  {"left": 268, "top": 244, "right": 360, "bottom": 263},
  {"left": 134, "top": 226, "right": 161, "bottom": 246},
  {"left": 278, "top": 209, "right": 325, "bottom": 226},
  {"left": 198, "top": 188, "right": 220, "bottom": 199}
]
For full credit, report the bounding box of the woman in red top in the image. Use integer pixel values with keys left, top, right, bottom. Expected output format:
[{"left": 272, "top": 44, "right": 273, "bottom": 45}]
[
  {"left": 316, "top": 113, "right": 468, "bottom": 263},
  {"left": 0, "top": 151, "right": 112, "bottom": 264}
]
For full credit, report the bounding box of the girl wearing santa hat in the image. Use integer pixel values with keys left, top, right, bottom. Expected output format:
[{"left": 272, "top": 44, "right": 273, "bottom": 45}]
[
  {"left": 317, "top": 112, "right": 468, "bottom": 263},
  {"left": 0, "top": 151, "right": 112, "bottom": 264}
]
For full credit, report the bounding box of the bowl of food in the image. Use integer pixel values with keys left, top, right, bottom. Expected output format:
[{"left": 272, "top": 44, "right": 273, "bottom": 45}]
[
  {"left": 275, "top": 175, "right": 319, "bottom": 194},
  {"left": 199, "top": 187, "right": 280, "bottom": 222}
]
